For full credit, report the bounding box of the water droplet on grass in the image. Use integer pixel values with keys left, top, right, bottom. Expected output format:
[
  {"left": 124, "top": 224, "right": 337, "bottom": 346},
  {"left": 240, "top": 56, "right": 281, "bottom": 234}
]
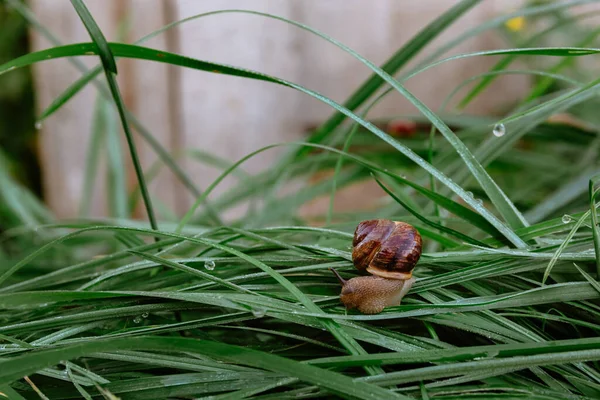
[
  {"left": 492, "top": 123, "right": 506, "bottom": 137},
  {"left": 133, "top": 316, "right": 142, "bottom": 324},
  {"left": 141, "top": 312, "right": 149, "bottom": 318},
  {"left": 35, "top": 122, "right": 42, "bottom": 130},
  {"left": 252, "top": 308, "right": 266, "bottom": 318},
  {"left": 204, "top": 260, "right": 216, "bottom": 270},
  {"left": 562, "top": 215, "right": 572, "bottom": 224}
]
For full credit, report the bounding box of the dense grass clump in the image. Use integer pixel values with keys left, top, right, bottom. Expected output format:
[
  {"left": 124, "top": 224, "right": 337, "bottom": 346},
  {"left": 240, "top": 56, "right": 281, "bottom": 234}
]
[{"left": 1, "top": 1, "right": 600, "bottom": 399}]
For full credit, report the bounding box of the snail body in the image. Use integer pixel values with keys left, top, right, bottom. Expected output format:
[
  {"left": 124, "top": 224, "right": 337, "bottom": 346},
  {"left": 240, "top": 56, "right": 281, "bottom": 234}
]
[{"left": 332, "top": 219, "right": 421, "bottom": 314}]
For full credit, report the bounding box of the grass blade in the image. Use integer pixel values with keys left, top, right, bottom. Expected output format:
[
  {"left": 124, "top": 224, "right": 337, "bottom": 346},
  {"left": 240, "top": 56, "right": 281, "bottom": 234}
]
[
  {"left": 69, "top": 1, "right": 158, "bottom": 233},
  {"left": 69, "top": 0, "right": 117, "bottom": 74}
]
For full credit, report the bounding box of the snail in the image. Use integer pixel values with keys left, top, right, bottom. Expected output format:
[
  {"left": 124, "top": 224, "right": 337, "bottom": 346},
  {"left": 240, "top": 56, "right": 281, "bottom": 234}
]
[{"left": 331, "top": 219, "right": 421, "bottom": 314}]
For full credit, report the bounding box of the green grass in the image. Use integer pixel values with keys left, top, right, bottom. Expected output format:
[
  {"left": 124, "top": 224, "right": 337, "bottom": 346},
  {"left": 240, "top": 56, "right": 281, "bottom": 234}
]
[{"left": 1, "top": 1, "right": 600, "bottom": 399}]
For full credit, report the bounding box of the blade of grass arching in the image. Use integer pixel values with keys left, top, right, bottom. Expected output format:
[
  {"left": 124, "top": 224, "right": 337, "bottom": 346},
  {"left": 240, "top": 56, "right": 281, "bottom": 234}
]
[
  {"left": 34, "top": 2, "right": 594, "bottom": 125},
  {"left": 103, "top": 100, "right": 129, "bottom": 219},
  {"left": 36, "top": 9, "right": 268, "bottom": 122},
  {"left": 542, "top": 210, "right": 590, "bottom": 284},
  {"left": 525, "top": 27, "right": 600, "bottom": 102},
  {"left": 78, "top": 94, "right": 106, "bottom": 217},
  {"left": 373, "top": 175, "right": 489, "bottom": 247},
  {"left": 209, "top": 10, "right": 533, "bottom": 235},
  {"left": 296, "top": 0, "right": 481, "bottom": 158},
  {"left": 8, "top": 0, "right": 221, "bottom": 226},
  {"left": 0, "top": 337, "right": 408, "bottom": 400},
  {"left": 0, "top": 43, "right": 525, "bottom": 247},
  {"left": 590, "top": 175, "right": 600, "bottom": 276},
  {"left": 69, "top": 0, "right": 158, "bottom": 233}
]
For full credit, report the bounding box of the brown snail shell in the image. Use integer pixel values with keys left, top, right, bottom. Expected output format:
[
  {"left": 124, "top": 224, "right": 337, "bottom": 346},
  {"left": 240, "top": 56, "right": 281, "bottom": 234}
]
[{"left": 332, "top": 219, "right": 421, "bottom": 314}]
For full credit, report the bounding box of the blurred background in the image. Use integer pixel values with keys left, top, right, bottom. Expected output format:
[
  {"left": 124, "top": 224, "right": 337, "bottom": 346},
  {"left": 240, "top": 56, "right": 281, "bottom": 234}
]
[{"left": 1, "top": 0, "right": 599, "bottom": 224}]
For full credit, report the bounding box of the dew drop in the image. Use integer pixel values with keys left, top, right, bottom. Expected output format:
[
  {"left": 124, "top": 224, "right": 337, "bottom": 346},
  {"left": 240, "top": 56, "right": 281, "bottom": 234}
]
[
  {"left": 204, "top": 260, "right": 216, "bottom": 270},
  {"left": 492, "top": 123, "right": 506, "bottom": 137},
  {"left": 34, "top": 122, "right": 43, "bottom": 130},
  {"left": 252, "top": 308, "right": 266, "bottom": 318},
  {"left": 141, "top": 312, "right": 149, "bottom": 318},
  {"left": 475, "top": 198, "right": 483, "bottom": 206},
  {"left": 466, "top": 191, "right": 474, "bottom": 198},
  {"left": 562, "top": 214, "right": 572, "bottom": 224},
  {"left": 133, "top": 316, "right": 142, "bottom": 324}
]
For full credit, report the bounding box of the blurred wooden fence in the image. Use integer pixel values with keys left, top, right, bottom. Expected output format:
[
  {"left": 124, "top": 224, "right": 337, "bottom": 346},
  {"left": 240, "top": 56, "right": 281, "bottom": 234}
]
[{"left": 29, "top": 0, "right": 529, "bottom": 220}]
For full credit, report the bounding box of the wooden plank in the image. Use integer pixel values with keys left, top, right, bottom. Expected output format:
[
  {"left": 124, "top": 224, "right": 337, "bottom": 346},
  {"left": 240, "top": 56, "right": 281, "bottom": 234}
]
[
  {"left": 174, "top": 0, "right": 305, "bottom": 219},
  {"left": 125, "top": 0, "right": 181, "bottom": 219}
]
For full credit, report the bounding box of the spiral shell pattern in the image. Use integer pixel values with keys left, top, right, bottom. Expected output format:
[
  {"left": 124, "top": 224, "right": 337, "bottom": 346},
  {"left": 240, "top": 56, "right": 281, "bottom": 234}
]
[{"left": 351, "top": 219, "right": 421, "bottom": 280}]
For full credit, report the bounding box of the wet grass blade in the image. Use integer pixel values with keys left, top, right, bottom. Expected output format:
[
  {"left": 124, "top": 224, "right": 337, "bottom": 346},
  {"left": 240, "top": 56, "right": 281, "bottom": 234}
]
[{"left": 69, "top": 1, "right": 158, "bottom": 233}]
